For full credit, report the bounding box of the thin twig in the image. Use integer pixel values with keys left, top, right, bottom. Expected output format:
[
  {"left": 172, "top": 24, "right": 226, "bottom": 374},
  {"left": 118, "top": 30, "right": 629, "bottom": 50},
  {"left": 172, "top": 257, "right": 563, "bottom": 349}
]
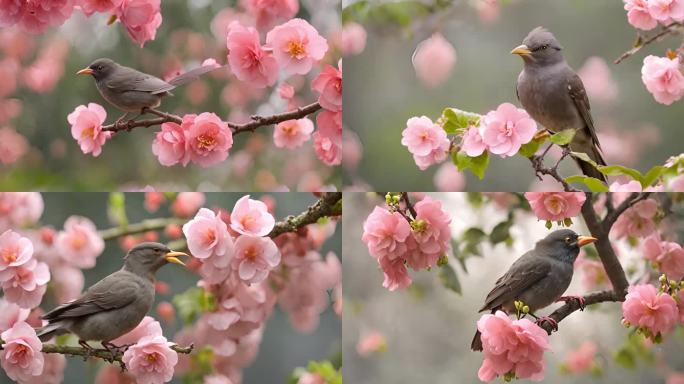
[
  {"left": 400, "top": 192, "right": 417, "bottom": 219},
  {"left": 98, "top": 218, "right": 186, "bottom": 241},
  {"left": 268, "top": 192, "right": 342, "bottom": 238},
  {"left": 229, "top": 102, "right": 323, "bottom": 135},
  {"left": 603, "top": 192, "right": 651, "bottom": 231},
  {"left": 614, "top": 22, "right": 683, "bottom": 64},
  {"left": 528, "top": 146, "right": 578, "bottom": 192}
]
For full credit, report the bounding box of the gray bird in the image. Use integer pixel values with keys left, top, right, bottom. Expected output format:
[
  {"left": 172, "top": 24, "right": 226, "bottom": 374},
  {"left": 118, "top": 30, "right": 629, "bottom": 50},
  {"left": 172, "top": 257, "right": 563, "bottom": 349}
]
[
  {"left": 512, "top": 27, "right": 607, "bottom": 182},
  {"left": 470, "top": 229, "right": 596, "bottom": 351},
  {"left": 77, "top": 58, "right": 221, "bottom": 121},
  {"left": 37, "top": 242, "right": 187, "bottom": 353}
]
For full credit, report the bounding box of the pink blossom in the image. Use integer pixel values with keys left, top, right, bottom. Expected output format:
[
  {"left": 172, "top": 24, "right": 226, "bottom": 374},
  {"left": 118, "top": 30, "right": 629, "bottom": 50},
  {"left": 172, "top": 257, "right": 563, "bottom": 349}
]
[
  {"left": 94, "top": 365, "right": 134, "bottom": 384},
  {"left": 298, "top": 373, "right": 324, "bottom": 384},
  {"left": 111, "top": 316, "right": 162, "bottom": 346},
  {"left": 641, "top": 55, "right": 684, "bottom": 105},
  {"left": 0, "top": 193, "right": 44, "bottom": 232},
  {"left": 0, "top": 298, "right": 29, "bottom": 332},
  {"left": 205, "top": 374, "right": 234, "bottom": 384},
  {"left": 481, "top": 103, "right": 537, "bottom": 157},
  {"left": 232, "top": 235, "right": 280, "bottom": 284},
  {"left": 356, "top": 331, "right": 386, "bottom": 356},
  {"left": 0, "top": 321, "right": 44, "bottom": 382},
  {"left": 647, "top": 0, "right": 684, "bottom": 21},
  {"left": 183, "top": 208, "right": 234, "bottom": 283},
  {"left": 122, "top": 334, "right": 178, "bottom": 384},
  {"left": 0, "top": 230, "right": 33, "bottom": 271},
  {"left": 22, "top": 58, "right": 64, "bottom": 93},
  {"left": 67, "top": 103, "right": 111, "bottom": 157},
  {"left": 230, "top": 195, "right": 275, "bottom": 237},
  {"left": 524, "top": 192, "right": 587, "bottom": 222},
  {"left": 0, "top": 258, "right": 50, "bottom": 308},
  {"left": 622, "top": 283, "right": 678, "bottom": 335},
  {"left": 578, "top": 57, "right": 618, "bottom": 104},
  {"left": 226, "top": 22, "right": 278, "bottom": 89},
  {"left": 668, "top": 174, "right": 684, "bottom": 191},
  {"left": 401, "top": 116, "right": 450, "bottom": 170},
  {"left": 611, "top": 199, "right": 658, "bottom": 239},
  {"left": 203, "top": 275, "right": 270, "bottom": 333},
  {"left": 476, "top": 0, "right": 500, "bottom": 23},
  {"left": 342, "top": 130, "right": 363, "bottom": 170},
  {"left": 668, "top": 373, "right": 684, "bottom": 384},
  {"left": 278, "top": 83, "right": 295, "bottom": 100},
  {"left": 50, "top": 264, "right": 84, "bottom": 303},
  {"left": 78, "top": 0, "right": 123, "bottom": 16},
  {"left": 0, "top": 126, "right": 27, "bottom": 165},
  {"left": 241, "top": 0, "right": 299, "bottom": 31},
  {"left": 412, "top": 33, "right": 457, "bottom": 88},
  {"left": 378, "top": 255, "right": 412, "bottom": 291},
  {"left": 55, "top": 216, "right": 104, "bottom": 268},
  {"left": 609, "top": 180, "right": 644, "bottom": 192},
  {"left": 266, "top": 18, "right": 329, "bottom": 75},
  {"left": 477, "top": 311, "right": 549, "bottom": 382},
  {"left": 22, "top": 352, "right": 65, "bottom": 384},
  {"left": 641, "top": 235, "right": 684, "bottom": 280},
  {"left": 341, "top": 22, "right": 367, "bottom": 56},
  {"left": 0, "top": 0, "right": 74, "bottom": 34},
  {"left": 624, "top": 0, "right": 658, "bottom": 30},
  {"left": 117, "top": 0, "right": 163, "bottom": 47},
  {"left": 575, "top": 253, "right": 611, "bottom": 290},
  {"left": 311, "top": 64, "right": 342, "bottom": 112},
  {"left": 185, "top": 113, "right": 233, "bottom": 167},
  {"left": 152, "top": 121, "right": 188, "bottom": 167},
  {"left": 434, "top": 163, "right": 465, "bottom": 191},
  {"left": 0, "top": 58, "right": 19, "bottom": 98},
  {"left": 144, "top": 192, "right": 165, "bottom": 213},
  {"left": 273, "top": 118, "right": 314, "bottom": 149},
  {"left": 172, "top": 192, "right": 205, "bottom": 218},
  {"left": 313, "top": 110, "right": 342, "bottom": 166},
  {"left": 408, "top": 196, "right": 452, "bottom": 269},
  {"left": 563, "top": 341, "right": 597, "bottom": 374},
  {"left": 362, "top": 206, "right": 411, "bottom": 261},
  {"left": 461, "top": 125, "right": 487, "bottom": 157}
]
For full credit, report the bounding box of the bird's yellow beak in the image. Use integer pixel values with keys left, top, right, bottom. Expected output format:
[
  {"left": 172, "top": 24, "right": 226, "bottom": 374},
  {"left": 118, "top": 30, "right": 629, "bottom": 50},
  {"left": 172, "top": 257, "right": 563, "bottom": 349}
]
[
  {"left": 577, "top": 236, "right": 598, "bottom": 247},
  {"left": 76, "top": 67, "right": 94, "bottom": 75},
  {"left": 165, "top": 251, "right": 188, "bottom": 266},
  {"left": 511, "top": 44, "right": 532, "bottom": 56}
]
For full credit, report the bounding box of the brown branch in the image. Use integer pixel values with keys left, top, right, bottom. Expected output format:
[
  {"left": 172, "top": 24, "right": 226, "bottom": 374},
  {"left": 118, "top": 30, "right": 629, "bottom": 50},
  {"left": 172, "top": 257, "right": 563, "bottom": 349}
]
[
  {"left": 102, "top": 108, "right": 182, "bottom": 133},
  {"left": 99, "top": 218, "right": 186, "bottom": 241},
  {"left": 614, "top": 22, "right": 683, "bottom": 64},
  {"left": 603, "top": 192, "right": 651, "bottom": 231},
  {"left": 400, "top": 192, "right": 417, "bottom": 219},
  {"left": 39, "top": 343, "right": 193, "bottom": 366},
  {"left": 528, "top": 146, "right": 578, "bottom": 192},
  {"left": 269, "top": 192, "right": 342, "bottom": 238},
  {"left": 538, "top": 290, "right": 621, "bottom": 334},
  {"left": 229, "top": 102, "right": 322, "bottom": 135}
]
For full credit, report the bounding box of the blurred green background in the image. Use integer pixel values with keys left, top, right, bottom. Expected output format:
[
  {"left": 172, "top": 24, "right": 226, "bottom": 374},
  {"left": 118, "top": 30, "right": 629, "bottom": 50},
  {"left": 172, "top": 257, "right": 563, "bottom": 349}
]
[
  {"left": 343, "top": 0, "right": 682, "bottom": 191},
  {"left": 0, "top": 192, "right": 341, "bottom": 383}
]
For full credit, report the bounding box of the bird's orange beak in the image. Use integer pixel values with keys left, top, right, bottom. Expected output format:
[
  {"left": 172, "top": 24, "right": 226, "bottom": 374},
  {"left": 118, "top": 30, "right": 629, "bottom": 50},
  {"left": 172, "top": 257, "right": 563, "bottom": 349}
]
[
  {"left": 165, "top": 251, "right": 188, "bottom": 266},
  {"left": 577, "top": 236, "right": 598, "bottom": 247},
  {"left": 76, "top": 67, "right": 94, "bottom": 75},
  {"left": 511, "top": 44, "right": 532, "bottom": 56}
]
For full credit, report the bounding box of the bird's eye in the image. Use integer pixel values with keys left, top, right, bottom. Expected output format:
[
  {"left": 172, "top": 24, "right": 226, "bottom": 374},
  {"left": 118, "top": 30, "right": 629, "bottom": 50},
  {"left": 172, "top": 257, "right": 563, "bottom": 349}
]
[
  {"left": 97, "top": 65, "right": 103, "bottom": 70},
  {"left": 564, "top": 237, "right": 572, "bottom": 243},
  {"left": 154, "top": 248, "right": 160, "bottom": 253},
  {"left": 541, "top": 45, "right": 549, "bottom": 50}
]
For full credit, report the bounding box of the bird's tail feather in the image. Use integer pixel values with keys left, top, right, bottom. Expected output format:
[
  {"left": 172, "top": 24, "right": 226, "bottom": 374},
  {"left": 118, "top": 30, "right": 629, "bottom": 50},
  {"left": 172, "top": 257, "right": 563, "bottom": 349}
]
[
  {"left": 168, "top": 65, "right": 225, "bottom": 87},
  {"left": 471, "top": 329, "right": 483, "bottom": 351},
  {"left": 36, "top": 322, "right": 68, "bottom": 342}
]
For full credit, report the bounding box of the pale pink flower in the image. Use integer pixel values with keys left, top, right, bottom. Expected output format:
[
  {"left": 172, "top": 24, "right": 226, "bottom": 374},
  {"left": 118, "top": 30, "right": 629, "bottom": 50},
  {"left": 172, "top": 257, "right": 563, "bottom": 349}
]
[
  {"left": 22, "top": 58, "right": 64, "bottom": 93},
  {"left": 94, "top": 365, "right": 134, "bottom": 384},
  {"left": 667, "top": 373, "right": 684, "bottom": 384},
  {"left": 648, "top": 0, "right": 684, "bottom": 21},
  {"left": 172, "top": 192, "right": 205, "bottom": 218},
  {"left": 481, "top": 103, "right": 536, "bottom": 157},
  {"left": 0, "top": 230, "right": 33, "bottom": 271},
  {"left": 0, "top": 298, "right": 29, "bottom": 332},
  {"left": 231, "top": 235, "right": 280, "bottom": 284},
  {"left": 111, "top": 316, "right": 162, "bottom": 346},
  {"left": 524, "top": 192, "right": 587, "bottom": 222},
  {"left": 122, "top": 334, "right": 178, "bottom": 384},
  {"left": 611, "top": 199, "right": 658, "bottom": 239},
  {"left": 408, "top": 196, "right": 452, "bottom": 269},
  {"left": 313, "top": 110, "right": 342, "bottom": 166},
  {"left": 226, "top": 22, "right": 278, "bottom": 89},
  {"left": 311, "top": 64, "right": 342, "bottom": 112},
  {"left": 477, "top": 311, "right": 549, "bottom": 382},
  {"left": 341, "top": 22, "right": 367, "bottom": 56},
  {"left": 78, "top": 0, "right": 123, "bottom": 16},
  {"left": 641, "top": 55, "right": 684, "bottom": 105},
  {"left": 241, "top": 0, "right": 299, "bottom": 31},
  {"left": 668, "top": 174, "right": 684, "bottom": 191},
  {"left": 362, "top": 206, "right": 411, "bottom": 260},
  {"left": 575, "top": 253, "right": 611, "bottom": 290},
  {"left": 0, "top": 258, "right": 50, "bottom": 308},
  {"left": 641, "top": 235, "right": 684, "bottom": 280},
  {"left": 0, "top": 126, "right": 27, "bottom": 165},
  {"left": 230, "top": 195, "right": 275, "bottom": 237},
  {"left": 434, "top": 162, "right": 465, "bottom": 191},
  {"left": 205, "top": 374, "right": 234, "bottom": 384},
  {"left": 0, "top": 321, "right": 44, "bottom": 382},
  {"left": 563, "top": 341, "right": 597, "bottom": 374},
  {"left": 22, "top": 352, "right": 65, "bottom": 384},
  {"left": 342, "top": 130, "right": 363, "bottom": 170},
  {"left": 67, "top": 103, "right": 111, "bottom": 157},
  {"left": 609, "top": 180, "right": 644, "bottom": 192},
  {"left": 266, "top": 18, "right": 329, "bottom": 75},
  {"left": 184, "top": 113, "right": 233, "bottom": 167},
  {"left": 0, "top": 193, "right": 44, "bottom": 232},
  {"left": 273, "top": 118, "right": 314, "bottom": 149},
  {"left": 0, "top": 0, "right": 74, "bottom": 34},
  {"left": 412, "top": 33, "right": 457, "bottom": 88},
  {"left": 183, "top": 207, "right": 234, "bottom": 283},
  {"left": 356, "top": 331, "right": 386, "bottom": 357},
  {"left": 622, "top": 283, "right": 678, "bottom": 335},
  {"left": 278, "top": 83, "right": 295, "bottom": 100},
  {"left": 624, "top": 0, "right": 658, "bottom": 30},
  {"left": 144, "top": 192, "right": 165, "bottom": 213},
  {"left": 401, "top": 116, "right": 450, "bottom": 170},
  {"left": 152, "top": 121, "right": 189, "bottom": 167},
  {"left": 476, "top": 0, "right": 500, "bottom": 23},
  {"left": 51, "top": 265, "right": 84, "bottom": 303},
  {"left": 117, "top": 0, "right": 163, "bottom": 47},
  {"left": 461, "top": 125, "right": 487, "bottom": 157},
  {"left": 379, "top": 255, "right": 411, "bottom": 291},
  {"left": 55, "top": 216, "right": 104, "bottom": 269},
  {"left": 578, "top": 57, "right": 618, "bottom": 104},
  {"left": 203, "top": 275, "right": 270, "bottom": 333}
]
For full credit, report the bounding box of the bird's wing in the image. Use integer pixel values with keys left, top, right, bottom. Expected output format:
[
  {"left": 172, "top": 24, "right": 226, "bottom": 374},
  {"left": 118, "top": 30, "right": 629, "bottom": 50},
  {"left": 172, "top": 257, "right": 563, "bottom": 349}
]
[
  {"left": 105, "top": 66, "right": 175, "bottom": 94},
  {"left": 567, "top": 73, "right": 602, "bottom": 150},
  {"left": 42, "top": 272, "right": 140, "bottom": 321},
  {"left": 478, "top": 252, "right": 551, "bottom": 312},
  {"left": 167, "top": 64, "right": 225, "bottom": 87}
]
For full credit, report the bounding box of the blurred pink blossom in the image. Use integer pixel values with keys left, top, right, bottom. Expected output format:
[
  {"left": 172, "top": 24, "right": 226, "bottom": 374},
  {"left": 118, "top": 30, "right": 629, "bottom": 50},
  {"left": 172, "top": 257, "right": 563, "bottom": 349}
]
[
  {"left": 117, "top": 0, "right": 163, "bottom": 47},
  {"left": 356, "top": 331, "right": 386, "bottom": 356},
  {"left": 0, "top": 0, "right": 74, "bottom": 34},
  {"left": 67, "top": 103, "right": 111, "bottom": 157},
  {"left": 111, "top": 316, "right": 162, "bottom": 346},
  {"left": 0, "top": 321, "right": 44, "bottom": 382},
  {"left": 298, "top": 373, "right": 324, "bottom": 384},
  {"left": 274, "top": 118, "right": 314, "bottom": 149},
  {"left": 641, "top": 235, "right": 684, "bottom": 280},
  {"left": 313, "top": 110, "right": 342, "bottom": 166},
  {"left": 611, "top": 198, "right": 658, "bottom": 239},
  {"left": 0, "top": 298, "right": 29, "bottom": 332},
  {"left": 647, "top": 0, "right": 684, "bottom": 21},
  {"left": 50, "top": 264, "right": 84, "bottom": 303},
  {"left": 341, "top": 22, "right": 367, "bottom": 56},
  {"left": 144, "top": 192, "right": 165, "bottom": 213},
  {"left": 22, "top": 352, "right": 65, "bottom": 384},
  {"left": 412, "top": 33, "right": 457, "bottom": 88},
  {"left": 641, "top": 55, "right": 684, "bottom": 105},
  {"left": 0, "top": 58, "right": 19, "bottom": 98},
  {"left": 0, "top": 127, "right": 28, "bottom": 165},
  {"left": 578, "top": 57, "right": 618, "bottom": 104},
  {"left": 476, "top": 0, "right": 500, "bottom": 24},
  {"left": 78, "top": 0, "right": 123, "bottom": 16},
  {"left": 434, "top": 163, "right": 465, "bottom": 191},
  {"left": 668, "top": 174, "right": 684, "bottom": 191},
  {"left": 241, "top": 0, "right": 299, "bottom": 31},
  {"left": 266, "top": 18, "right": 328, "bottom": 75},
  {"left": 342, "top": 130, "right": 362, "bottom": 170},
  {"left": 563, "top": 341, "right": 597, "bottom": 374},
  {"left": 230, "top": 195, "right": 275, "bottom": 237},
  {"left": 0, "top": 193, "right": 43, "bottom": 231},
  {"left": 575, "top": 253, "right": 611, "bottom": 290},
  {"left": 55, "top": 215, "right": 104, "bottom": 268},
  {"left": 622, "top": 283, "right": 678, "bottom": 335}
]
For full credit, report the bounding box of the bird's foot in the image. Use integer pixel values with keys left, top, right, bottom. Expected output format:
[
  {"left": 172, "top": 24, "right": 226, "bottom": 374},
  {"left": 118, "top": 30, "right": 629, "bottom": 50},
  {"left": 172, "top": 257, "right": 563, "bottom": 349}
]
[
  {"left": 101, "top": 341, "right": 127, "bottom": 362},
  {"left": 535, "top": 316, "right": 558, "bottom": 333},
  {"left": 557, "top": 295, "right": 586, "bottom": 311},
  {"left": 78, "top": 340, "right": 95, "bottom": 361}
]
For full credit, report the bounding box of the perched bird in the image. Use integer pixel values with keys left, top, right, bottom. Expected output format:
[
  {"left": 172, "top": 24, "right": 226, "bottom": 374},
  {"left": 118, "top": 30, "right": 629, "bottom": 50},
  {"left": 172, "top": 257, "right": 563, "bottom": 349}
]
[
  {"left": 470, "top": 229, "right": 597, "bottom": 351},
  {"left": 76, "top": 58, "right": 221, "bottom": 121},
  {"left": 512, "top": 27, "right": 607, "bottom": 182},
  {"left": 37, "top": 242, "right": 187, "bottom": 353}
]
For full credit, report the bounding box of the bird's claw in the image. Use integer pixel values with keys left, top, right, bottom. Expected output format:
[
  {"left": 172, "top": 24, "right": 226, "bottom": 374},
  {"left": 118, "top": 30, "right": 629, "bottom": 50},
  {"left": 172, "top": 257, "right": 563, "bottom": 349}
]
[
  {"left": 535, "top": 316, "right": 558, "bottom": 333},
  {"left": 558, "top": 295, "right": 586, "bottom": 311},
  {"left": 78, "top": 340, "right": 95, "bottom": 361}
]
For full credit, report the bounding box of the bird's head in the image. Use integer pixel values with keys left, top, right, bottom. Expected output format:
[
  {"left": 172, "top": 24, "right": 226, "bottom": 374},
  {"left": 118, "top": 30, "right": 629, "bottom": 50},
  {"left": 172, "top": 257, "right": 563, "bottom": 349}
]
[
  {"left": 123, "top": 242, "right": 187, "bottom": 276},
  {"left": 511, "top": 27, "right": 565, "bottom": 67},
  {"left": 535, "top": 229, "right": 597, "bottom": 263},
  {"left": 76, "top": 58, "right": 118, "bottom": 81}
]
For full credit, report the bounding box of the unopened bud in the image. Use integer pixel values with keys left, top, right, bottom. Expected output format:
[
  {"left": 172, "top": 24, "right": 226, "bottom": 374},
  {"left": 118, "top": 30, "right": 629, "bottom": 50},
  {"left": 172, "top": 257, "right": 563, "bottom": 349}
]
[
  {"left": 659, "top": 274, "right": 667, "bottom": 284},
  {"left": 522, "top": 305, "right": 530, "bottom": 314},
  {"left": 437, "top": 255, "right": 449, "bottom": 267}
]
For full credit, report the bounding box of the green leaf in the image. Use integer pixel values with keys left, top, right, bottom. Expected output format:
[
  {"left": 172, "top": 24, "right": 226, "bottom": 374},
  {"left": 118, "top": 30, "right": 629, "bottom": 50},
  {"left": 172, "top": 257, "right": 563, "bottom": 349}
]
[
  {"left": 565, "top": 175, "right": 609, "bottom": 192},
  {"left": 438, "top": 263, "right": 461, "bottom": 295},
  {"left": 549, "top": 129, "right": 576, "bottom": 146},
  {"left": 490, "top": 220, "right": 513, "bottom": 244},
  {"left": 172, "top": 287, "right": 216, "bottom": 325},
  {"left": 614, "top": 347, "right": 636, "bottom": 369},
  {"left": 442, "top": 108, "right": 481, "bottom": 134},
  {"left": 518, "top": 137, "right": 544, "bottom": 158},
  {"left": 597, "top": 164, "right": 643, "bottom": 181},
  {"left": 571, "top": 151, "right": 599, "bottom": 168},
  {"left": 107, "top": 192, "right": 128, "bottom": 227},
  {"left": 454, "top": 151, "right": 490, "bottom": 180},
  {"left": 641, "top": 166, "right": 665, "bottom": 188}
]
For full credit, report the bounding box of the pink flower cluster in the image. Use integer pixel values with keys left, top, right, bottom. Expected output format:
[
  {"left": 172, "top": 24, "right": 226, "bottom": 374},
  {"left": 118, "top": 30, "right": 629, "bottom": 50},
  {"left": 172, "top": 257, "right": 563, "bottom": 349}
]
[
  {"left": 362, "top": 196, "right": 452, "bottom": 291},
  {"left": 0, "top": 193, "right": 43, "bottom": 232},
  {"left": 477, "top": 311, "right": 549, "bottom": 382},
  {"left": 0, "top": 127, "right": 28, "bottom": 165},
  {"left": 241, "top": 0, "right": 299, "bottom": 31},
  {"left": 0, "top": 230, "right": 50, "bottom": 309},
  {"left": 622, "top": 283, "right": 679, "bottom": 337},
  {"left": 152, "top": 112, "right": 233, "bottom": 168},
  {"left": 641, "top": 55, "right": 684, "bottom": 105},
  {"left": 54, "top": 215, "right": 104, "bottom": 269},
  {"left": 524, "top": 192, "right": 586, "bottom": 222},
  {"left": 462, "top": 103, "right": 537, "bottom": 158},
  {"left": 611, "top": 198, "right": 658, "bottom": 239},
  {"left": 311, "top": 61, "right": 342, "bottom": 166},
  {"left": 0, "top": 0, "right": 74, "bottom": 34},
  {"left": 401, "top": 116, "right": 450, "bottom": 170},
  {"left": 563, "top": 341, "right": 597, "bottom": 375},
  {"left": 115, "top": 0, "right": 163, "bottom": 47},
  {"left": 67, "top": 103, "right": 112, "bottom": 157},
  {"left": 624, "top": 0, "right": 684, "bottom": 31},
  {"left": 642, "top": 235, "right": 684, "bottom": 280}
]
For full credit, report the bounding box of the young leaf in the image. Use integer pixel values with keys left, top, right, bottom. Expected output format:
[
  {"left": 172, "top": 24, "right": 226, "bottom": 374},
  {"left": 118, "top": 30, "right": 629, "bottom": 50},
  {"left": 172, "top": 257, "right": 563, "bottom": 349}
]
[
  {"left": 490, "top": 220, "right": 513, "bottom": 244},
  {"left": 548, "top": 129, "right": 576, "bottom": 146},
  {"left": 442, "top": 108, "right": 481, "bottom": 133},
  {"left": 565, "top": 175, "right": 609, "bottom": 192},
  {"left": 518, "top": 138, "right": 543, "bottom": 158},
  {"left": 438, "top": 263, "right": 461, "bottom": 295},
  {"left": 640, "top": 166, "right": 665, "bottom": 188},
  {"left": 597, "top": 165, "right": 643, "bottom": 183},
  {"left": 454, "top": 151, "right": 490, "bottom": 180}
]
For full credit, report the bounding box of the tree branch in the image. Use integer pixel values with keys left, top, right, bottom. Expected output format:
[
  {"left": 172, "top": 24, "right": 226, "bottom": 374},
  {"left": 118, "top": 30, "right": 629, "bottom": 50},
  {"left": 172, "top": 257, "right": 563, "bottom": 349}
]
[
  {"left": 603, "top": 192, "right": 651, "bottom": 232},
  {"left": 99, "top": 218, "right": 186, "bottom": 241},
  {"left": 614, "top": 22, "right": 683, "bottom": 64},
  {"left": 39, "top": 343, "right": 193, "bottom": 366},
  {"left": 538, "top": 290, "right": 621, "bottom": 334},
  {"left": 400, "top": 192, "right": 417, "bottom": 219},
  {"left": 269, "top": 192, "right": 342, "bottom": 238},
  {"left": 527, "top": 146, "right": 578, "bottom": 192}
]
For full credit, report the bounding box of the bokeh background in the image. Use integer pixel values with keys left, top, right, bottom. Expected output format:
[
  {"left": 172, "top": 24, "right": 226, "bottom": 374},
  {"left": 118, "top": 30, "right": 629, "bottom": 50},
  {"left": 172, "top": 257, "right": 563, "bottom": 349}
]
[
  {"left": 0, "top": 1, "right": 341, "bottom": 191},
  {"left": 0, "top": 192, "right": 341, "bottom": 383},
  {"left": 343, "top": 0, "right": 682, "bottom": 191},
  {"left": 343, "top": 192, "right": 684, "bottom": 383}
]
